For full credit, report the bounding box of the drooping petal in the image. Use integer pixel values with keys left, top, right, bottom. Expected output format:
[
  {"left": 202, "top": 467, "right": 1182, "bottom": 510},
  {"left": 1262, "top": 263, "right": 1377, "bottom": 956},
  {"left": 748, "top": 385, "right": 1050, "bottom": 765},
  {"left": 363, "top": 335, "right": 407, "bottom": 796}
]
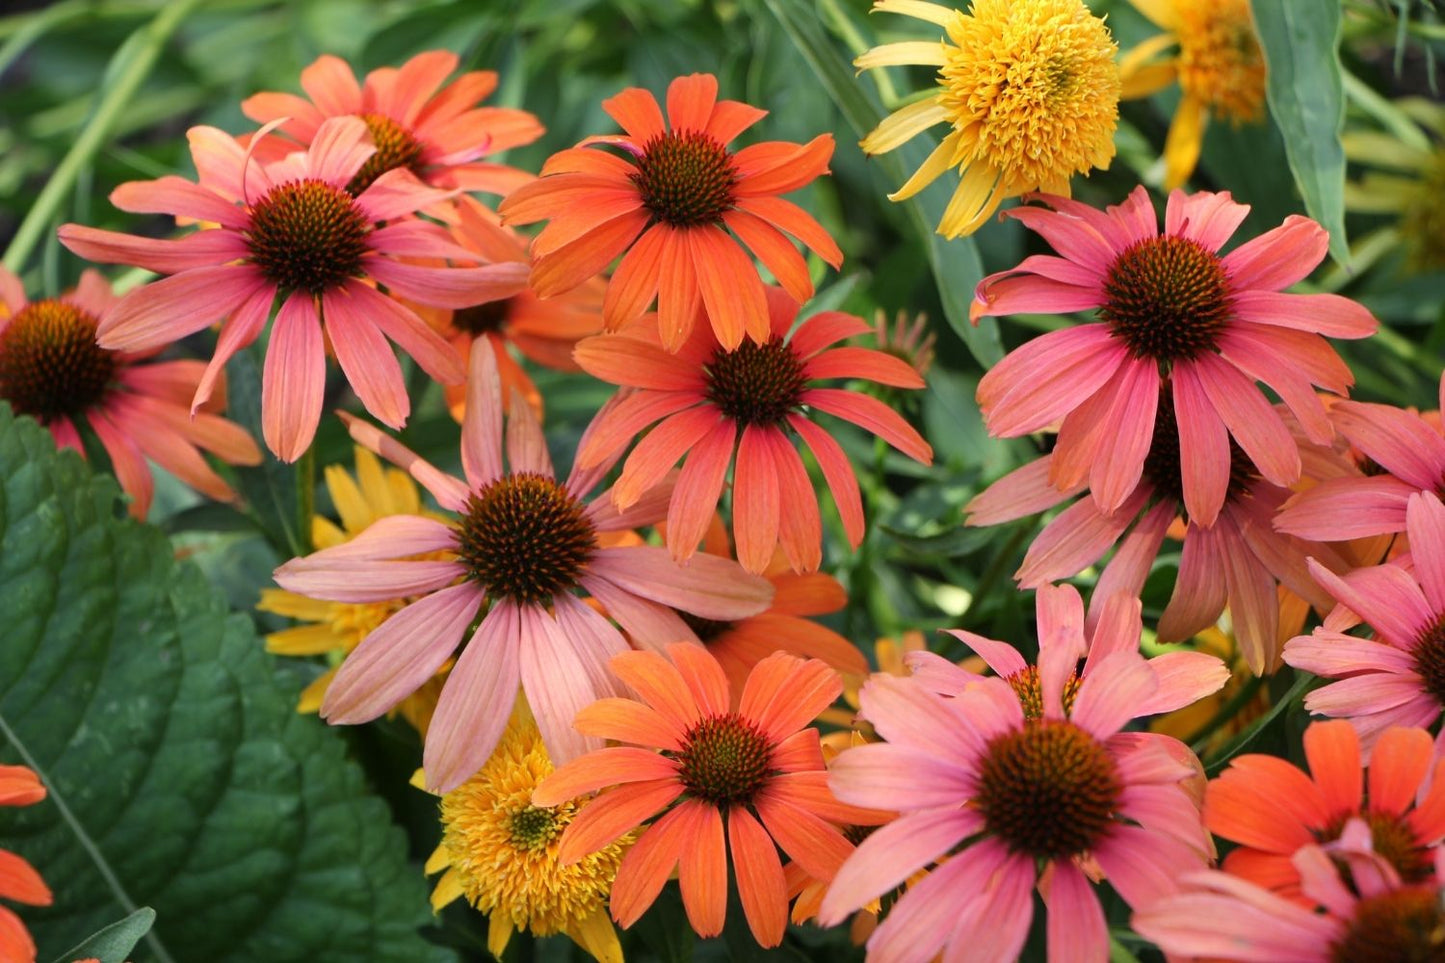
[{"left": 425, "top": 601, "right": 522, "bottom": 792}]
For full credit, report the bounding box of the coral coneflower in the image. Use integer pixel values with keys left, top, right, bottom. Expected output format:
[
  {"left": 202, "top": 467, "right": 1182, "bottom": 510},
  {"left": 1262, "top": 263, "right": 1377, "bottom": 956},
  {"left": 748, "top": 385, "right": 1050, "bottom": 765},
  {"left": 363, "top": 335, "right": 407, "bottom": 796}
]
[
  {"left": 241, "top": 50, "right": 544, "bottom": 197},
  {"left": 257, "top": 446, "right": 448, "bottom": 732},
  {"left": 911, "top": 583, "right": 1228, "bottom": 719},
  {"left": 58, "top": 116, "right": 529, "bottom": 461},
  {"left": 1284, "top": 492, "right": 1445, "bottom": 751},
  {"left": 1207, "top": 720, "right": 1445, "bottom": 902},
  {"left": 407, "top": 198, "right": 605, "bottom": 421},
  {"left": 971, "top": 187, "right": 1376, "bottom": 525},
  {"left": 533, "top": 644, "right": 873, "bottom": 947},
  {"left": 572, "top": 287, "right": 932, "bottom": 573},
  {"left": 0, "top": 766, "right": 50, "bottom": 963},
  {"left": 0, "top": 267, "right": 260, "bottom": 518},
  {"left": 1118, "top": 0, "right": 1267, "bottom": 189},
  {"left": 821, "top": 662, "right": 1210, "bottom": 962},
  {"left": 1134, "top": 838, "right": 1445, "bottom": 961},
  {"left": 967, "top": 389, "right": 1352, "bottom": 673},
  {"left": 423, "top": 705, "right": 632, "bottom": 963},
  {"left": 272, "top": 344, "right": 772, "bottom": 792},
  {"left": 855, "top": 0, "right": 1120, "bottom": 237},
  {"left": 1276, "top": 395, "right": 1445, "bottom": 543},
  {"left": 499, "top": 73, "right": 842, "bottom": 351}
]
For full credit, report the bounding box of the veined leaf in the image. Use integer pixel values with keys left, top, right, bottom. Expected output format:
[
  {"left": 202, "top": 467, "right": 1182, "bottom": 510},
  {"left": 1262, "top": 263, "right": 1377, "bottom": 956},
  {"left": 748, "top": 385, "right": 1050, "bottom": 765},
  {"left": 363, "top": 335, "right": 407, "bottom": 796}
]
[
  {"left": 0, "top": 405, "right": 449, "bottom": 963},
  {"left": 759, "top": 0, "right": 1002, "bottom": 367},
  {"left": 1251, "top": 0, "right": 1350, "bottom": 264},
  {"left": 49, "top": 908, "right": 155, "bottom": 963}
]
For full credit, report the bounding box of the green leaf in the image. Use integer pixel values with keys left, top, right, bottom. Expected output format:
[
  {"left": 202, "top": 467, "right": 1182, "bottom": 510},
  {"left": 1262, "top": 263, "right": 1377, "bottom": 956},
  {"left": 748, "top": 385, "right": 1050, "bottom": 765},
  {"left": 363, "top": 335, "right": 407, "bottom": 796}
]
[
  {"left": 49, "top": 907, "right": 156, "bottom": 963},
  {"left": 0, "top": 404, "right": 450, "bottom": 963},
  {"left": 757, "top": 0, "right": 1001, "bottom": 368},
  {"left": 1250, "top": 0, "right": 1349, "bottom": 263}
]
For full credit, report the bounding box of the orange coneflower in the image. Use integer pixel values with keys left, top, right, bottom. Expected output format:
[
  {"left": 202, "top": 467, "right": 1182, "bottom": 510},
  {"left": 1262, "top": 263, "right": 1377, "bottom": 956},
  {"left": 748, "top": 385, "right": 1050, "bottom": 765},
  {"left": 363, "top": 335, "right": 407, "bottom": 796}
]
[
  {"left": 500, "top": 73, "right": 842, "bottom": 352},
  {"left": 573, "top": 287, "right": 932, "bottom": 573},
  {"left": 0, "top": 766, "right": 51, "bottom": 963},
  {"left": 532, "top": 644, "right": 875, "bottom": 947}
]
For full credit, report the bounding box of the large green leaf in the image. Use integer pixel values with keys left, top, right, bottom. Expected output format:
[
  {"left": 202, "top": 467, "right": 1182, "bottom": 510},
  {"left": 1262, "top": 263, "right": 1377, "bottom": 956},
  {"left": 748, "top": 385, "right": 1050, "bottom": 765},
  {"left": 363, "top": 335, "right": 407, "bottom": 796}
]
[
  {"left": 758, "top": 0, "right": 1001, "bottom": 368},
  {"left": 1250, "top": 0, "right": 1349, "bottom": 264},
  {"left": 0, "top": 405, "right": 450, "bottom": 963}
]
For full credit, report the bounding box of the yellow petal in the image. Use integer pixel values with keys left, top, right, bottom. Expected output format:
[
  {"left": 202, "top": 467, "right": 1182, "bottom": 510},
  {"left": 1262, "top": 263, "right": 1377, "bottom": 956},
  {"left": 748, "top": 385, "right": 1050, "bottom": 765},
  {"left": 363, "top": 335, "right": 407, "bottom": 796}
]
[
  {"left": 256, "top": 588, "right": 331, "bottom": 620},
  {"left": 312, "top": 517, "right": 347, "bottom": 549},
  {"left": 566, "top": 907, "right": 625, "bottom": 963},
  {"left": 861, "top": 97, "right": 949, "bottom": 155},
  {"left": 410, "top": 767, "right": 432, "bottom": 792},
  {"left": 424, "top": 842, "right": 451, "bottom": 874},
  {"left": 1127, "top": 0, "right": 1179, "bottom": 30},
  {"left": 1120, "top": 62, "right": 1179, "bottom": 100},
  {"left": 431, "top": 867, "right": 466, "bottom": 913},
  {"left": 855, "top": 41, "right": 949, "bottom": 71},
  {"left": 888, "top": 130, "right": 963, "bottom": 201},
  {"left": 487, "top": 912, "right": 515, "bottom": 960},
  {"left": 872, "top": 0, "right": 955, "bottom": 27},
  {"left": 938, "top": 162, "right": 1004, "bottom": 239},
  {"left": 325, "top": 462, "right": 373, "bottom": 535},
  {"left": 1163, "top": 95, "right": 1207, "bottom": 191},
  {"left": 296, "top": 667, "right": 337, "bottom": 714},
  {"left": 265, "top": 623, "right": 344, "bottom": 656}
]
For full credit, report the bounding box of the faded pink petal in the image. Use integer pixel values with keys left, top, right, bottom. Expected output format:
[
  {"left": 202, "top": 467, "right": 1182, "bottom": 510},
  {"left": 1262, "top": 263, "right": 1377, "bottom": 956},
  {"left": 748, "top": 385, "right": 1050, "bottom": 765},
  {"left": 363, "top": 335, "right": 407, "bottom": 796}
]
[
  {"left": 262, "top": 293, "right": 326, "bottom": 462},
  {"left": 322, "top": 287, "right": 408, "bottom": 429},
  {"left": 425, "top": 601, "right": 523, "bottom": 792},
  {"left": 95, "top": 265, "right": 268, "bottom": 352},
  {"left": 518, "top": 605, "right": 603, "bottom": 766},
  {"left": 585, "top": 545, "right": 772, "bottom": 621},
  {"left": 1044, "top": 861, "right": 1108, "bottom": 963}
]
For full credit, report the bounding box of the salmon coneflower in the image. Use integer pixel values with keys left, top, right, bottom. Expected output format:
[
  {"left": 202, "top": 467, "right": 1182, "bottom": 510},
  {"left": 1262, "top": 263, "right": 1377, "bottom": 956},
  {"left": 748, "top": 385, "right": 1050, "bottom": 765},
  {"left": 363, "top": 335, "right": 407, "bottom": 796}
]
[
  {"left": 532, "top": 644, "right": 877, "bottom": 947},
  {"left": 1276, "top": 394, "right": 1445, "bottom": 543},
  {"left": 821, "top": 662, "right": 1210, "bottom": 962},
  {"left": 0, "top": 267, "right": 260, "bottom": 518},
  {"left": 499, "top": 72, "right": 842, "bottom": 351},
  {"left": 971, "top": 187, "right": 1377, "bottom": 525},
  {"left": 272, "top": 345, "right": 773, "bottom": 792},
  {"left": 1284, "top": 492, "right": 1445, "bottom": 752},
  {"left": 966, "top": 389, "right": 1353, "bottom": 673},
  {"left": 1134, "top": 838, "right": 1445, "bottom": 961},
  {"left": 0, "top": 766, "right": 50, "bottom": 963},
  {"left": 854, "top": 0, "right": 1120, "bottom": 237},
  {"left": 1206, "top": 720, "right": 1445, "bottom": 902},
  {"left": 407, "top": 198, "right": 605, "bottom": 422},
  {"left": 422, "top": 704, "right": 633, "bottom": 963},
  {"left": 58, "top": 116, "right": 529, "bottom": 461},
  {"left": 910, "top": 583, "right": 1229, "bottom": 720},
  {"left": 1118, "top": 0, "right": 1267, "bottom": 189},
  {"left": 240, "top": 50, "right": 545, "bottom": 198},
  {"left": 572, "top": 287, "right": 932, "bottom": 573}
]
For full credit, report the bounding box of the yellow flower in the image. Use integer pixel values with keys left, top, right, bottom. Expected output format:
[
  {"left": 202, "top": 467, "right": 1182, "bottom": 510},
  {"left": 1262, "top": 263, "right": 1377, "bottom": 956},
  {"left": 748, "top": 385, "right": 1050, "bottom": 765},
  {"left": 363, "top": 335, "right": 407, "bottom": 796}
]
[
  {"left": 421, "top": 707, "right": 632, "bottom": 963},
  {"left": 1343, "top": 98, "right": 1445, "bottom": 272},
  {"left": 856, "top": 0, "right": 1119, "bottom": 237},
  {"left": 1118, "top": 0, "right": 1266, "bottom": 190},
  {"left": 257, "top": 446, "right": 448, "bottom": 732}
]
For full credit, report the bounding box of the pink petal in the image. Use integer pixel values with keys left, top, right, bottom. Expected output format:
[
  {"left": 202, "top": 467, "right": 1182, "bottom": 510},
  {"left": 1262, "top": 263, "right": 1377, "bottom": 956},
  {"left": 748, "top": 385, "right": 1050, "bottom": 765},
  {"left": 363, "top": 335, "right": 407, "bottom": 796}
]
[
  {"left": 1016, "top": 489, "right": 1146, "bottom": 588},
  {"left": 321, "top": 582, "right": 483, "bottom": 726},
  {"left": 965, "top": 456, "right": 1080, "bottom": 525},
  {"left": 1308, "top": 558, "right": 1433, "bottom": 649},
  {"left": 1408, "top": 493, "right": 1445, "bottom": 612},
  {"left": 505, "top": 385, "right": 553, "bottom": 477},
  {"left": 1137, "top": 652, "right": 1230, "bottom": 716},
  {"left": 803, "top": 389, "right": 931, "bottom": 463},
  {"left": 339, "top": 279, "right": 466, "bottom": 385},
  {"left": 272, "top": 559, "right": 465, "bottom": 603},
  {"left": 665, "top": 419, "right": 737, "bottom": 559},
  {"left": 1090, "top": 500, "right": 1174, "bottom": 614},
  {"left": 941, "top": 629, "right": 1027, "bottom": 678},
  {"left": 192, "top": 284, "right": 274, "bottom": 413},
  {"left": 1164, "top": 189, "right": 1249, "bottom": 252},
  {"left": 1190, "top": 353, "right": 1300, "bottom": 486},
  {"left": 855, "top": 674, "right": 985, "bottom": 765},
  {"left": 262, "top": 293, "right": 326, "bottom": 462},
  {"left": 425, "top": 601, "right": 523, "bottom": 792},
  {"left": 789, "top": 413, "right": 864, "bottom": 548},
  {"left": 88, "top": 410, "right": 153, "bottom": 518},
  {"left": 1274, "top": 475, "right": 1413, "bottom": 540},
  {"left": 1332, "top": 401, "right": 1445, "bottom": 492},
  {"left": 518, "top": 605, "right": 604, "bottom": 767},
  {"left": 364, "top": 256, "right": 530, "bottom": 310},
  {"left": 1087, "top": 358, "right": 1158, "bottom": 513},
  {"left": 976, "top": 326, "right": 1124, "bottom": 437},
  {"left": 1002, "top": 204, "right": 1117, "bottom": 273},
  {"left": 111, "top": 175, "right": 249, "bottom": 228},
  {"left": 1171, "top": 362, "right": 1231, "bottom": 526},
  {"left": 321, "top": 288, "right": 408, "bottom": 429},
  {"left": 1157, "top": 521, "right": 1228, "bottom": 641},
  {"left": 586, "top": 545, "right": 772, "bottom": 621},
  {"left": 1221, "top": 215, "right": 1329, "bottom": 291},
  {"left": 95, "top": 265, "right": 268, "bottom": 352},
  {"left": 1071, "top": 651, "right": 1158, "bottom": 739},
  {"left": 826, "top": 743, "right": 973, "bottom": 810},
  {"left": 817, "top": 807, "right": 981, "bottom": 924},
  {"left": 1282, "top": 630, "right": 1416, "bottom": 676},
  {"left": 579, "top": 574, "right": 697, "bottom": 651},
  {"left": 338, "top": 411, "right": 470, "bottom": 512},
  {"left": 460, "top": 334, "right": 504, "bottom": 489},
  {"left": 1232, "top": 290, "right": 1379, "bottom": 339},
  {"left": 1044, "top": 861, "right": 1108, "bottom": 963},
  {"left": 57, "top": 224, "right": 249, "bottom": 274}
]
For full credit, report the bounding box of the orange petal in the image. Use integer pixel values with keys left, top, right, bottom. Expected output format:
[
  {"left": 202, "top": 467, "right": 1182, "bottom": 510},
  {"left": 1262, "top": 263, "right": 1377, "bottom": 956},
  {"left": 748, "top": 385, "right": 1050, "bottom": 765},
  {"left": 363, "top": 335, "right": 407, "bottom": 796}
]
[
  {"left": 729, "top": 805, "right": 788, "bottom": 947},
  {"left": 666, "top": 419, "right": 737, "bottom": 560},
  {"left": 559, "top": 778, "right": 684, "bottom": 863},
  {"left": 666, "top": 641, "right": 732, "bottom": 716},
  {"left": 533, "top": 748, "right": 678, "bottom": 806},
  {"left": 722, "top": 209, "right": 813, "bottom": 304},
  {"left": 767, "top": 573, "right": 847, "bottom": 617},
  {"left": 0, "top": 850, "right": 51, "bottom": 906},
  {"left": 603, "top": 87, "right": 666, "bottom": 143},
  {"left": 753, "top": 790, "right": 853, "bottom": 881},
  {"left": 743, "top": 653, "right": 843, "bottom": 744},
  {"left": 608, "top": 649, "right": 704, "bottom": 733},
  {"left": 574, "top": 698, "right": 684, "bottom": 750},
  {"left": 735, "top": 195, "right": 843, "bottom": 267},
  {"left": 666, "top": 73, "right": 718, "bottom": 133},
  {"left": 1301, "top": 719, "right": 1362, "bottom": 815},
  {"left": 733, "top": 425, "right": 782, "bottom": 574},
  {"left": 1369, "top": 726, "right": 1433, "bottom": 816},
  {"left": 679, "top": 801, "right": 728, "bottom": 937},
  {"left": 657, "top": 227, "right": 703, "bottom": 351},
  {"left": 768, "top": 431, "right": 823, "bottom": 573},
  {"left": 688, "top": 225, "right": 769, "bottom": 349},
  {"left": 529, "top": 209, "right": 650, "bottom": 298},
  {"left": 0, "top": 767, "right": 44, "bottom": 807},
  {"left": 603, "top": 225, "right": 668, "bottom": 328},
  {"left": 610, "top": 799, "right": 698, "bottom": 927}
]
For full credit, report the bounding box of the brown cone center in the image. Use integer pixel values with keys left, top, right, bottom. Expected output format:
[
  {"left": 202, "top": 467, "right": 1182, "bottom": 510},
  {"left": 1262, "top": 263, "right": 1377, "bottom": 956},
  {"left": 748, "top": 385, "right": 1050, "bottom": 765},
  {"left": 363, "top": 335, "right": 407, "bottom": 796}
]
[
  {"left": 631, "top": 130, "right": 737, "bottom": 227},
  {"left": 674, "top": 713, "right": 772, "bottom": 805},
  {"left": 246, "top": 178, "right": 371, "bottom": 294},
  {"left": 1102, "top": 236, "right": 1232, "bottom": 366},
  {"left": 0, "top": 300, "right": 116, "bottom": 423},
  {"left": 704, "top": 338, "right": 808, "bottom": 427},
  {"left": 455, "top": 472, "right": 597, "bottom": 604}
]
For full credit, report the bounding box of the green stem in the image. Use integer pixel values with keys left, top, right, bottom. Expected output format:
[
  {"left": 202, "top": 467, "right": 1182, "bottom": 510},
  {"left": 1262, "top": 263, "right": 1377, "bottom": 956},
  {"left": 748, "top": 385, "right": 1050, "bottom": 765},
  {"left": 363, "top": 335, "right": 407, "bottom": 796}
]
[{"left": 2, "top": 0, "right": 202, "bottom": 274}]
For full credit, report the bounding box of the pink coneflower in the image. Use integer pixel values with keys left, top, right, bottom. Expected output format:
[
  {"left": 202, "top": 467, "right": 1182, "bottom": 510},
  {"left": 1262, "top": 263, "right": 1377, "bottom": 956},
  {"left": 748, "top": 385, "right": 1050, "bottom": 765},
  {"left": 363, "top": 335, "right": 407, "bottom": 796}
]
[
  {"left": 967, "top": 388, "right": 1352, "bottom": 673},
  {"left": 821, "top": 662, "right": 1210, "bottom": 962},
  {"left": 1283, "top": 491, "right": 1445, "bottom": 751},
  {"left": 971, "top": 187, "right": 1376, "bottom": 525},
  {"left": 533, "top": 644, "right": 876, "bottom": 947},
  {"left": 911, "top": 583, "right": 1228, "bottom": 720},
  {"left": 241, "top": 50, "right": 544, "bottom": 197},
  {"left": 1134, "top": 836, "right": 1445, "bottom": 961},
  {"left": 272, "top": 344, "right": 773, "bottom": 793},
  {"left": 0, "top": 267, "right": 260, "bottom": 517},
  {"left": 58, "top": 116, "right": 529, "bottom": 461},
  {"left": 571, "top": 286, "right": 932, "bottom": 573},
  {"left": 499, "top": 73, "right": 842, "bottom": 351},
  {"left": 1276, "top": 394, "right": 1445, "bottom": 542},
  {"left": 1206, "top": 720, "right": 1445, "bottom": 902}
]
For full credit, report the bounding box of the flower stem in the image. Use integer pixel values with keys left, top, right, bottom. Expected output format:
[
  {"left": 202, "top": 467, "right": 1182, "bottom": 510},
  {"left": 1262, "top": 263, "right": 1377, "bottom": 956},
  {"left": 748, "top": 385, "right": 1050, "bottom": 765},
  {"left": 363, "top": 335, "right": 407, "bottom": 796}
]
[{"left": 1, "top": 0, "right": 202, "bottom": 274}]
